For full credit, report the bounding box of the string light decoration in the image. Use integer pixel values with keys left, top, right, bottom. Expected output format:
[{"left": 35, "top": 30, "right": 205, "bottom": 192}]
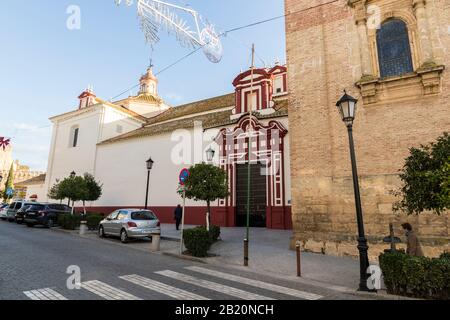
[{"left": 115, "top": 0, "right": 223, "bottom": 63}]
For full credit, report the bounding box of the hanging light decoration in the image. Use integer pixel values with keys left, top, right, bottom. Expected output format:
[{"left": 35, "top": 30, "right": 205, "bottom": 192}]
[{"left": 115, "top": 0, "right": 223, "bottom": 63}]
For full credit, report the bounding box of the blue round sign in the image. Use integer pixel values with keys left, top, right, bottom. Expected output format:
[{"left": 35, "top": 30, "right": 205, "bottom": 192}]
[{"left": 179, "top": 168, "right": 190, "bottom": 185}]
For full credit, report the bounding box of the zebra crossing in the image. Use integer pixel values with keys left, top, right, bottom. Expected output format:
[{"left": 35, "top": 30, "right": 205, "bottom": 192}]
[{"left": 22, "top": 266, "right": 324, "bottom": 301}]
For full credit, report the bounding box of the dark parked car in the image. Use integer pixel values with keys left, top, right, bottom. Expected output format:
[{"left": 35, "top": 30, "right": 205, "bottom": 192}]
[
  {"left": 15, "top": 204, "right": 33, "bottom": 224},
  {"left": 24, "top": 203, "right": 72, "bottom": 228},
  {"left": 5, "top": 201, "right": 37, "bottom": 222}
]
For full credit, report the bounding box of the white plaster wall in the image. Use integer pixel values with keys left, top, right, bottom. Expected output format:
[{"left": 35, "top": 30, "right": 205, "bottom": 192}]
[
  {"left": 99, "top": 106, "right": 142, "bottom": 142},
  {"left": 25, "top": 184, "right": 46, "bottom": 202},
  {"left": 43, "top": 108, "right": 102, "bottom": 201},
  {"left": 95, "top": 131, "right": 209, "bottom": 207},
  {"left": 128, "top": 102, "right": 170, "bottom": 118}
]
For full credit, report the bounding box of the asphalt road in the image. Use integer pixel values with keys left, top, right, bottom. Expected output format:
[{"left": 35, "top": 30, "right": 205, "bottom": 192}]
[{"left": 0, "top": 221, "right": 367, "bottom": 300}]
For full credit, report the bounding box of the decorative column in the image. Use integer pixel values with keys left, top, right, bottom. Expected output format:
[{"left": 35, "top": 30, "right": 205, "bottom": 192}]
[
  {"left": 413, "top": 0, "right": 433, "bottom": 65},
  {"left": 350, "top": 0, "right": 373, "bottom": 77}
]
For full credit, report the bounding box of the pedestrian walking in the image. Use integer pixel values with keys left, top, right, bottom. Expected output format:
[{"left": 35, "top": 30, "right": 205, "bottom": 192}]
[
  {"left": 401, "top": 223, "right": 424, "bottom": 257},
  {"left": 174, "top": 204, "right": 183, "bottom": 231}
]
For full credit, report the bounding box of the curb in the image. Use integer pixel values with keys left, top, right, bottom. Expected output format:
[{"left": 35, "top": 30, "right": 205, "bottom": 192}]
[
  {"left": 161, "top": 236, "right": 180, "bottom": 242},
  {"left": 162, "top": 251, "right": 207, "bottom": 264}
]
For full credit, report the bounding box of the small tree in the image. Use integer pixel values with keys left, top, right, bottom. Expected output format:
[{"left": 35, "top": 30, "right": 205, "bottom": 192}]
[
  {"left": 81, "top": 173, "right": 102, "bottom": 215},
  {"left": 3, "top": 163, "right": 14, "bottom": 202},
  {"left": 48, "top": 179, "right": 64, "bottom": 203},
  {"left": 49, "top": 173, "right": 102, "bottom": 215},
  {"left": 182, "top": 163, "right": 229, "bottom": 229},
  {"left": 394, "top": 132, "right": 450, "bottom": 215}
]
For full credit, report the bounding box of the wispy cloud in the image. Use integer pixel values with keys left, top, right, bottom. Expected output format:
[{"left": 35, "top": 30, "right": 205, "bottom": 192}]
[{"left": 2, "top": 122, "right": 52, "bottom": 172}]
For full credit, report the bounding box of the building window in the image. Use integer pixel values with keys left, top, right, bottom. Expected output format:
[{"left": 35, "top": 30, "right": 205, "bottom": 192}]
[
  {"left": 273, "top": 76, "right": 283, "bottom": 94},
  {"left": 376, "top": 19, "right": 414, "bottom": 78},
  {"left": 246, "top": 91, "right": 258, "bottom": 112},
  {"left": 70, "top": 126, "right": 79, "bottom": 148}
]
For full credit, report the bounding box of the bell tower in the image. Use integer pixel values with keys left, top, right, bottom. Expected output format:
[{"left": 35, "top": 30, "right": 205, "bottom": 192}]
[
  {"left": 139, "top": 66, "right": 158, "bottom": 96},
  {"left": 78, "top": 86, "right": 97, "bottom": 109}
]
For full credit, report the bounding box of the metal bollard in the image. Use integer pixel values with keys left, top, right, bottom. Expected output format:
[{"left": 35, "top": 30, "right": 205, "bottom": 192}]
[
  {"left": 151, "top": 234, "right": 161, "bottom": 251},
  {"left": 296, "top": 241, "right": 302, "bottom": 277},
  {"left": 244, "top": 239, "right": 249, "bottom": 267},
  {"left": 79, "top": 221, "right": 87, "bottom": 236}
]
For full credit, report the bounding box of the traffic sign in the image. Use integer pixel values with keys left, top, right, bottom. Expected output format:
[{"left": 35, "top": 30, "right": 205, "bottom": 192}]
[{"left": 179, "top": 168, "right": 190, "bottom": 185}]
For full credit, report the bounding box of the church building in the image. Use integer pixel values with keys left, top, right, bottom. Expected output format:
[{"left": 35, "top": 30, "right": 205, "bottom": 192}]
[
  {"left": 285, "top": 0, "right": 449, "bottom": 257},
  {"left": 39, "top": 64, "right": 292, "bottom": 229}
]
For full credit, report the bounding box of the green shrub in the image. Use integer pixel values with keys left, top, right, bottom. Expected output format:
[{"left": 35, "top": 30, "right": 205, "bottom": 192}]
[
  {"left": 183, "top": 227, "right": 212, "bottom": 257},
  {"left": 57, "top": 214, "right": 81, "bottom": 230},
  {"left": 440, "top": 252, "right": 450, "bottom": 260},
  {"left": 86, "top": 213, "right": 104, "bottom": 230},
  {"left": 196, "top": 225, "right": 221, "bottom": 244},
  {"left": 379, "top": 251, "right": 450, "bottom": 299}
]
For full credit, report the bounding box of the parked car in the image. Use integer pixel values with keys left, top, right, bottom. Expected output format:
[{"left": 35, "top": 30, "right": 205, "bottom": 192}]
[
  {"left": 24, "top": 203, "right": 72, "bottom": 228},
  {"left": 15, "top": 204, "right": 33, "bottom": 224},
  {"left": 5, "top": 201, "right": 37, "bottom": 222},
  {"left": 98, "top": 209, "right": 161, "bottom": 243},
  {"left": 0, "top": 204, "right": 9, "bottom": 221}
]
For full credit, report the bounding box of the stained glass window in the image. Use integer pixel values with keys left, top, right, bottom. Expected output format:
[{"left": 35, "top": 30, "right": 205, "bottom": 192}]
[{"left": 377, "top": 19, "right": 414, "bottom": 78}]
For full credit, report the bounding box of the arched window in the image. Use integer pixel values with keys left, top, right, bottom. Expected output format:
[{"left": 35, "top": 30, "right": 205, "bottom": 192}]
[{"left": 376, "top": 19, "right": 414, "bottom": 78}]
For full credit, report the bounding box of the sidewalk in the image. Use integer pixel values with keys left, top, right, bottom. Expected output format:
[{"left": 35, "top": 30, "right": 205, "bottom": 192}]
[{"left": 161, "top": 224, "right": 363, "bottom": 290}]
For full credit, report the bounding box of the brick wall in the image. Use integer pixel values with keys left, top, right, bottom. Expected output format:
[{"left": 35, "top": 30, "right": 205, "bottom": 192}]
[{"left": 285, "top": 0, "right": 450, "bottom": 259}]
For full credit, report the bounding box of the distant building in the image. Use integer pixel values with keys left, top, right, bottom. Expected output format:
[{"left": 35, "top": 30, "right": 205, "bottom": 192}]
[
  {"left": 0, "top": 144, "right": 12, "bottom": 188},
  {"left": 39, "top": 65, "right": 292, "bottom": 229},
  {"left": 1, "top": 147, "right": 44, "bottom": 198},
  {"left": 19, "top": 174, "right": 46, "bottom": 202}
]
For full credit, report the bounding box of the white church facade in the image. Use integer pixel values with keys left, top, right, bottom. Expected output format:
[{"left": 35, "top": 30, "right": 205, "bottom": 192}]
[{"left": 36, "top": 65, "right": 292, "bottom": 229}]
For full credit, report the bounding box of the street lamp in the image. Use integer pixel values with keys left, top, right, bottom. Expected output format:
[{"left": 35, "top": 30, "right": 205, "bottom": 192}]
[
  {"left": 206, "top": 147, "right": 215, "bottom": 163},
  {"left": 336, "top": 90, "right": 372, "bottom": 292},
  {"left": 70, "top": 171, "right": 76, "bottom": 178},
  {"left": 145, "top": 157, "right": 154, "bottom": 209}
]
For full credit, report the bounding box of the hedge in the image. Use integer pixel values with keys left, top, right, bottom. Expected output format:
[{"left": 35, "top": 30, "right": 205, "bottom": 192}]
[
  {"left": 379, "top": 251, "right": 450, "bottom": 299},
  {"left": 182, "top": 226, "right": 221, "bottom": 257},
  {"left": 57, "top": 214, "right": 81, "bottom": 230},
  {"left": 85, "top": 213, "right": 104, "bottom": 230},
  {"left": 183, "top": 227, "right": 212, "bottom": 257}
]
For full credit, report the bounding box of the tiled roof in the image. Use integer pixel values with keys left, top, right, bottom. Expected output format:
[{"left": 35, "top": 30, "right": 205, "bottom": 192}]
[
  {"left": 98, "top": 95, "right": 288, "bottom": 146},
  {"left": 144, "top": 93, "right": 235, "bottom": 126},
  {"left": 18, "top": 174, "right": 46, "bottom": 185}
]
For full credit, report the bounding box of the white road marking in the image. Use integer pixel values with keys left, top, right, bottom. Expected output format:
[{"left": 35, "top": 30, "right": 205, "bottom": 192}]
[
  {"left": 120, "top": 274, "right": 209, "bottom": 300},
  {"left": 82, "top": 280, "right": 141, "bottom": 300},
  {"left": 185, "top": 266, "right": 323, "bottom": 300},
  {"left": 155, "top": 270, "right": 274, "bottom": 300},
  {"left": 23, "top": 288, "right": 68, "bottom": 301}
]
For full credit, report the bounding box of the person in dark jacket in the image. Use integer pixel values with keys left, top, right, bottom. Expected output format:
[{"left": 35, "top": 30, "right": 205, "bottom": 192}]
[
  {"left": 401, "top": 223, "right": 424, "bottom": 257},
  {"left": 174, "top": 205, "right": 183, "bottom": 230}
]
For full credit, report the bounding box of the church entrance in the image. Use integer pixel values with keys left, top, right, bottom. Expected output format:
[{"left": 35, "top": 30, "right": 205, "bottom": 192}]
[{"left": 235, "top": 163, "right": 267, "bottom": 228}]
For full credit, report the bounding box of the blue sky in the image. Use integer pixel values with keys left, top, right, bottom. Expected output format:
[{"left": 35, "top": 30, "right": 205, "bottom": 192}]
[{"left": 0, "top": 0, "right": 286, "bottom": 171}]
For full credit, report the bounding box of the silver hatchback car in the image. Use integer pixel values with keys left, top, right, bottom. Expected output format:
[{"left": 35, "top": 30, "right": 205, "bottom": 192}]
[{"left": 98, "top": 209, "right": 161, "bottom": 243}]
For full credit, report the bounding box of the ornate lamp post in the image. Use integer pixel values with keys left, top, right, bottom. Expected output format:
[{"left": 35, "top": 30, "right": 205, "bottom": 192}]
[
  {"left": 70, "top": 171, "right": 76, "bottom": 178},
  {"left": 145, "top": 157, "right": 154, "bottom": 209},
  {"left": 336, "top": 91, "right": 371, "bottom": 292},
  {"left": 206, "top": 147, "right": 215, "bottom": 163}
]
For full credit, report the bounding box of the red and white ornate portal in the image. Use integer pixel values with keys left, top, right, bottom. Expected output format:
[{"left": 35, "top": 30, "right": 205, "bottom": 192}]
[{"left": 213, "top": 115, "right": 291, "bottom": 229}]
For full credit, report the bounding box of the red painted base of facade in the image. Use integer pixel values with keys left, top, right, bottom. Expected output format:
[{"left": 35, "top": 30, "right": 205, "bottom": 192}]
[{"left": 80, "top": 206, "right": 293, "bottom": 230}]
